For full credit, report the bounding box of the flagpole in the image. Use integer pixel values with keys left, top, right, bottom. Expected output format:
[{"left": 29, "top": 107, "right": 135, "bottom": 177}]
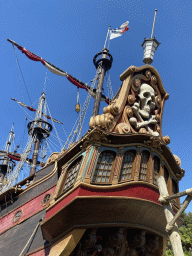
[
  {"left": 151, "top": 9, "right": 157, "bottom": 38},
  {"left": 104, "top": 25, "right": 111, "bottom": 48}
]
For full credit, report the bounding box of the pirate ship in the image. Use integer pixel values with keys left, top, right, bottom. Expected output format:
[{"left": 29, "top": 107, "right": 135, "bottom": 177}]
[{"left": 0, "top": 12, "right": 189, "bottom": 256}]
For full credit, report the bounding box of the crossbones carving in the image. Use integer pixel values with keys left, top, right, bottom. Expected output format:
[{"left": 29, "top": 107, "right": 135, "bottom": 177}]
[{"left": 129, "top": 83, "right": 159, "bottom": 136}]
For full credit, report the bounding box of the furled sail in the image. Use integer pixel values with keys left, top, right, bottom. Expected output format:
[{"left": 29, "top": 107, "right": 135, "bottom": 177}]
[
  {"left": 8, "top": 39, "right": 109, "bottom": 104},
  {"left": 11, "top": 98, "right": 63, "bottom": 124}
]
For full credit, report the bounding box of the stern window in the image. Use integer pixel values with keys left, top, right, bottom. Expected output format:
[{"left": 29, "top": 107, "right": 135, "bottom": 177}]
[{"left": 92, "top": 151, "right": 115, "bottom": 183}]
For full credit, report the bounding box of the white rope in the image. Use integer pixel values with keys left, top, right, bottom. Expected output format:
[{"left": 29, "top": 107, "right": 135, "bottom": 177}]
[
  {"left": 1, "top": 134, "right": 36, "bottom": 193},
  {"left": 19, "top": 219, "right": 42, "bottom": 256},
  {"left": 62, "top": 72, "right": 100, "bottom": 150},
  {"left": 46, "top": 103, "right": 63, "bottom": 149},
  {"left": 62, "top": 113, "right": 80, "bottom": 150},
  {"left": 46, "top": 137, "right": 61, "bottom": 151},
  {"left": 76, "top": 69, "right": 100, "bottom": 141},
  {"left": 46, "top": 138, "right": 59, "bottom": 152},
  {"left": 61, "top": 125, "right": 68, "bottom": 141},
  {"left": 50, "top": 132, "right": 65, "bottom": 144},
  {"left": 45, "top": 139, "right": 53, "bottom": 155},
  {"left": 66, "top": 69, "right": 100, "bottom": 146},
  {"left": 106, "top": 71, "right": 113, "bottom": 100}
]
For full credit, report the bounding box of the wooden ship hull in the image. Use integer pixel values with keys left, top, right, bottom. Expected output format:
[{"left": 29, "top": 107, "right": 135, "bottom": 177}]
[{"left": 0, "top": 65, "right": 185, "bottom": 256}]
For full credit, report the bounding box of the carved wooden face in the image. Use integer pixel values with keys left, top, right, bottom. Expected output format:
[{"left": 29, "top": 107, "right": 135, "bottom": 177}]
[{"left": 138, "top": 83, "right": 155, "bottom": 119}]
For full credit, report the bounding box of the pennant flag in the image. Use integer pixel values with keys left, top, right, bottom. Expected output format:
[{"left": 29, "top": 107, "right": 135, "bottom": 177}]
[
  {"left": 7, "top": 39, "right": 110, "bottom": 104},
  {"left": 11, "top": 98, "right": 63, "bottom": 124},
  {"left": 109, "top": 21, "right": 129, "bottom": 40}
]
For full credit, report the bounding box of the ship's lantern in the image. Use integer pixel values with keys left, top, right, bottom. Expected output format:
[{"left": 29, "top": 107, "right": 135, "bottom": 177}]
[
  {"left": 141, "top": 38, "right": 160, "bottom": 64},
  {"left": 75, "top": 103, "right": 81, "bottom": 113}
]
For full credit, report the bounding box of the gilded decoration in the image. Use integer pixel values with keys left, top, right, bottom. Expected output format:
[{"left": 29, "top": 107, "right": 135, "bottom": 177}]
[
  {"left": 45, "top": 152, "right": 60, "bottom": 165},
  {"left": 144, "top": 137, "right": 163, "bottom": 153},
  {"left": 173, "top": 154, "right": 181, "bottom": 167},
  {"left": 81, "top": 130, "right": 111, "bottom": 149},
  {"left": 89, "top": 65, "right": 170, "bottom": 143}
]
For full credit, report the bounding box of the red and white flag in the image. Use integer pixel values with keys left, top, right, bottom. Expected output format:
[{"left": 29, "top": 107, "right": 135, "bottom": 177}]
[{"left": 109, "top": 21, "right": 129, "bottom": 40}]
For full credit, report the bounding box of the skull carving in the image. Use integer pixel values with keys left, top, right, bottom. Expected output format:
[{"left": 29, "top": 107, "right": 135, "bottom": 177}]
[
  {"left": 129, "top": 83, "right": 159, "bottom": 136},
  {"left": 138, "top": 84, "right": 155, "bottom": 119}
]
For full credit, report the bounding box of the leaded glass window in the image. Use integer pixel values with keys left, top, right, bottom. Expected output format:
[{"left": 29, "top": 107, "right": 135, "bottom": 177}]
[
  {"left": 119, "top": 150, "right": 136, "bottom": 181},
  {"left": 139, "top": 151, "right": 150, "bottom": 180},
  {"left": 92, "top": 151, "right": 115, "bottom": 183},
  {"left": 153, "top": 156, "right": 160, "bottom": 185},
  {"left": 63, "top": 157, "right": 82, "bottom": 191}
]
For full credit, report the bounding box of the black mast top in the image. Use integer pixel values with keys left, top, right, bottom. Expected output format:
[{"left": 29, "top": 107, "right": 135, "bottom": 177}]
[{"left": 92, "top": 26, "right": 113, "bottom": 117}]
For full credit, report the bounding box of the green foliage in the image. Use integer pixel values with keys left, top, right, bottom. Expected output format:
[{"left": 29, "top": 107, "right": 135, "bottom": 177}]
[{"left": 165, "top": 211, "right": 192, "bottom": 255}]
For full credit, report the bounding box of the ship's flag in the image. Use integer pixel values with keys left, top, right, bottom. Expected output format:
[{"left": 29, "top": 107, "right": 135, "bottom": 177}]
[
  {"left": 109, "top": 21, "right": 129, "bottom": 40},
  {"left": 7, "top": 39, "right": 110, "bottom": 104}
]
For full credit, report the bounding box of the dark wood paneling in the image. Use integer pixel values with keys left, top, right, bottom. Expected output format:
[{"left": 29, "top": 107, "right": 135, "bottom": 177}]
[
  {"left": 0, "top": 211, "right": 48, "bottom": 256},
  {"left": 0, "top": 166, "right": 57, "bottom": 217}
]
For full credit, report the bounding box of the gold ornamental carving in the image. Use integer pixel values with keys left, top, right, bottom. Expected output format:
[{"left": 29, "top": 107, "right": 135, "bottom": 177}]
[
  {"left": 173, "top": 155, "right": 181, "bottom": 167},
  {"left": 81, "top": 130, "right": 111, "bottom": 149},
  {"left": 89, "top": 65, "right": 170, "bottom": 143},
  {"left": 144, "top": 137, "right": 163, "bottom": 153},
  {"left": 45, "top": 152, "right": 60, "bottom": 165}
]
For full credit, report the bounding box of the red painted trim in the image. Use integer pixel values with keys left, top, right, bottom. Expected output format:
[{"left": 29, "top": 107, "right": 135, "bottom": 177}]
[
  {"left": 0, "top": 186, "right": 56, "bottom": 235},
  {"left": 45, "top": 184, "right": 160, "bottom": 220}
]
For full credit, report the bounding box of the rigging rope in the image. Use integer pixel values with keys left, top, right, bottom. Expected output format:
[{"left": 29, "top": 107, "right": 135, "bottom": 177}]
[
  {"left": 106, "top": 71, "right": 113, "bottom": 100},
  {"left": 61, "top": 125, "right": 68, "bottom": 141},
  {"left": 1, "top": 134, "right": 36, "bottom": 193},
  {"left": 19, "top": 219, "right": 43, "bottom": 256},
  {"left": 63, "top": 68, "right": 100, "bottom": 149},
  {"left": 46, "top": 139, "right": 59, "bottom": 152},
  {"left": 13, "top": 45, "right": 32, "bottom": 106},
  {"left": 16, "top": 116, "right": 28, "bottom": 153},
  {"left": 76, "top": 69, "right": 100, "bottom": 141},
  {"left": 46, "top": 103, "right": 63, "bottom": 150}
]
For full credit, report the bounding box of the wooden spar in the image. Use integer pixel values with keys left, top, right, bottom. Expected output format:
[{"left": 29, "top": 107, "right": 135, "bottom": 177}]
[{"left": 157, "top": 175, "right": 184, "bottom": 256}]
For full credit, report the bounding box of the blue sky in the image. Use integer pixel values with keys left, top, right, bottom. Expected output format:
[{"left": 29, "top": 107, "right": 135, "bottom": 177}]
[{"left": 0, "top": 0, "right": 192, "bottom": 211}]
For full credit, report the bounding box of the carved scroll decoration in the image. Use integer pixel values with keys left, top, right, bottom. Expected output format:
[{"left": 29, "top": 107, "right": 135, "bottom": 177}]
[{"left": 89, "top": 65, "right": 170, "bottom": 143}]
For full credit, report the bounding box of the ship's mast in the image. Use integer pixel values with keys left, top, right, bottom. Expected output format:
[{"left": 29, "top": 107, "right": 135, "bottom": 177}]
[
  {"left": 92, "top": 26, "right": 113, "bottom": 116},
  {"left": 0, "top": 124, "right": 15, "bottom": 187},
  {"left": 3, "top": 123, "right": 14, "bottom": 165},
  {"left": 28, "top": 92, "right": 52, "bottom": 175}
]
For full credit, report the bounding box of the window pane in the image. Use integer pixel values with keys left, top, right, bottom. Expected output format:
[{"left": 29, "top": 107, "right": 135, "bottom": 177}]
[
  {"left": 92, "top": 151, "right": 115, "bottom": 183},
  {"left": 139, "top": 151, "right": 150, "bottom": 180},
  {"left": 119, "top": 151, "right": 136, "bottom": 182},
  {"left": 63, "top": 158, "right": 82, "bottom": 192}
]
